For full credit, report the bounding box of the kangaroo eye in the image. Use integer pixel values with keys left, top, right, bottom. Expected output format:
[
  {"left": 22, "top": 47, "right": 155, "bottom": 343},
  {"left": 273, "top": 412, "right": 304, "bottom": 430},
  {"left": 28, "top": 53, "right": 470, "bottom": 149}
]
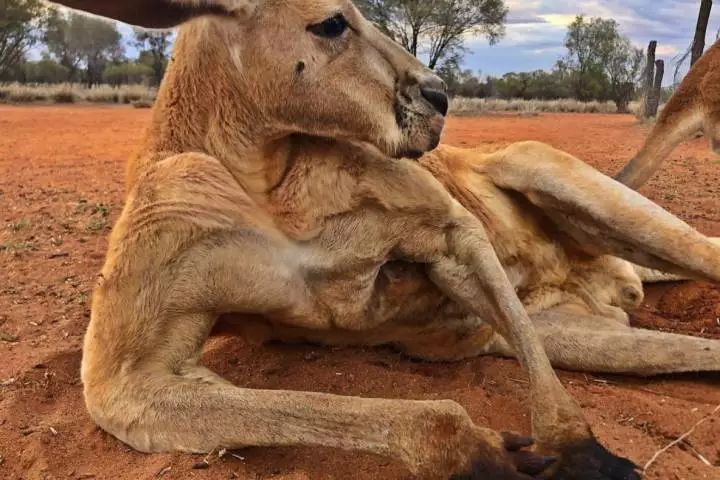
[{"left": 308, "top": 14, "right": 349, "bottom": 38}]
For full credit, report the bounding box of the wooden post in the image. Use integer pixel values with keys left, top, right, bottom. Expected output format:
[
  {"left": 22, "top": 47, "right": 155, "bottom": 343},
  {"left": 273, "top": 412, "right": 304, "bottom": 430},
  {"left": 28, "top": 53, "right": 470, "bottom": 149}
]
[
  {"left": 646, "top": 59, "right": 665, "bottom": 117},
  {"left": 654, "top": 60, "right": 665, "bottom": 92},
  {"left": 642, "top": 41, "right": 657, "bottom": 118},
  {"left": 691, "top": 0, "right": 713, "bottom": 66}
]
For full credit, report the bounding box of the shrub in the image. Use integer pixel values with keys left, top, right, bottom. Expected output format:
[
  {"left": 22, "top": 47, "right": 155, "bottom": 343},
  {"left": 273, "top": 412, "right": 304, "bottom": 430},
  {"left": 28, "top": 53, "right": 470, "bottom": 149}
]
[
  {"left": 118, "top": 84, "right": 155, "bottom": 104},
  {"left": 84, "top": 85, "right": 120, "bottom": 103},
  {"left": 449, "top": 97, "right": 622, "bottom": 115},
  {"left": 51, "top": 90, "right": 76, "bottom": 103},
  {"left": 0, "top": 82, "right": 157, "bottom": 104},
  {"left": 0, "top": 84, "right": 44, "bottom": 102},
  {"left": 23, "top": 60, "right": 70, "bottom": 84},
  {"left": 103, "top": 63, "right": 154, "bottom": 86}
]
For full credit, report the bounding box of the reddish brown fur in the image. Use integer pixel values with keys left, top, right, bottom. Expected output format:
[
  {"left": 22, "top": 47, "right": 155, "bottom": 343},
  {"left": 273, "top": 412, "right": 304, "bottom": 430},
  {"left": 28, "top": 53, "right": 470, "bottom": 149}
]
[
  {"left": 45, "top": 2, "right": 720, "bottom": 480},
  {"left": 617, "top": 41, "right": 720, "bottom": 188}
]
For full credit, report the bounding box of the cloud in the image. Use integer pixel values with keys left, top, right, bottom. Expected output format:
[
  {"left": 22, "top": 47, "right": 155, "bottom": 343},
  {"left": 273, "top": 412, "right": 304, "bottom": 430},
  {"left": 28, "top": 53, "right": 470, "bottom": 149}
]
[
  {"left": 506, "top": 15, "right": 548, "bottom": 25},
  {"left": 538, "top": 14, "right": 579, "bottom": 26},
  {"left": 656, "top": 45, "right": 680, "bottom": 56},
  {"left": 36, "top": 1, "right": 720, "bottom": 86},
  {"left": 463, "top": 0, "right": 720, "bottom": 84}
]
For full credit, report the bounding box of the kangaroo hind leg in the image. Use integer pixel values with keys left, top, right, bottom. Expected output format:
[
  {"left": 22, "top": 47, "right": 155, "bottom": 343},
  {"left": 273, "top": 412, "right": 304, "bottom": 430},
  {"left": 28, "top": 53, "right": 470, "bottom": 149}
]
[{"left": 481, "top": 142, "right": 720, "bottom": 282}]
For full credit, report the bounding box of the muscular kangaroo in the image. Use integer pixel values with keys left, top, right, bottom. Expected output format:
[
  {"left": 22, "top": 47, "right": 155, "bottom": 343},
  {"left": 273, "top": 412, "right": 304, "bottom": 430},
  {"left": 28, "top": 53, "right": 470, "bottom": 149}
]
[{"left": 50, "top": 1, "right": 720, "bottom": 479}]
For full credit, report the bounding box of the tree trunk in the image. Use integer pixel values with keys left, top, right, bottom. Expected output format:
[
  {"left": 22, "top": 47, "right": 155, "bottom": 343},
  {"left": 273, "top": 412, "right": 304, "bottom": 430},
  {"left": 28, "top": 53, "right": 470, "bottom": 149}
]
[
  {"left": 410, "top": 28, "right": 419, "bottom": 57},
  {"left": 655, "top": 60, "right": 665, "bottom": 87},
  {"left": 646, "top": 59, "right": 665, "bottom": 117},
  {"left": 613, "top": 81, "right": 635, "bottom": 114},
  {"left": 642, "top": 41, "right": 657, "bottom": 118},
  {"left": 152, "top": 56, "right": 164, "bottom": 85},
  {"left": 615, "top": 99, "right": 629, "bottom": 114},
  {"left": 691, "top": 0, "right": 713, "bottom": 66}
]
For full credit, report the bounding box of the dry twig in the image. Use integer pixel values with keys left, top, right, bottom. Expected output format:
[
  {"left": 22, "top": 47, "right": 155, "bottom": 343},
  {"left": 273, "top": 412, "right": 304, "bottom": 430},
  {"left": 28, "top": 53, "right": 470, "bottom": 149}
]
[
  {"left": 681, "top": 440, "right": 712, "bottom": 467},
  {"left": 643, "top": 404, "right": 720, "bottom": 473}
]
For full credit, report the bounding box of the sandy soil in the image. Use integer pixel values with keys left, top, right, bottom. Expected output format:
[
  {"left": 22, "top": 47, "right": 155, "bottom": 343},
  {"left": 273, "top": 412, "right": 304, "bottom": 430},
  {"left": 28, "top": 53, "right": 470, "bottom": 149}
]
[{"left": 0, "top": 106, "right": 719, "bottom": 480}]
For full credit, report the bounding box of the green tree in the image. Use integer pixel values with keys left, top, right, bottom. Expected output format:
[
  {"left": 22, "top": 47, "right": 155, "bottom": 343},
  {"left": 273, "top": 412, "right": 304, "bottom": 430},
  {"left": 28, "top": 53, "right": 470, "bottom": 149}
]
[
  {"left": 563, "top": 16, "right": 642, "bottom": 111},
  {"left": 527, "top": 70, "right": 572, "bottom": 99},
  {"left": 494, "top": 71, "right": 533, "bottom": 99},
  {"left": 23, "top": 58, "right": 70, "bottom": 83},
  {"left": 491, "top": 69, "right": 575, "bottom": 100},
  {"left": 563, "top": 16, "right": 613, "bottom": 101},
  {"left": 453, "top": 70, "right": 485, "bottom": 97},
  {"left": 606, "top": 37, "right": 643, "bottom": 113},
  {"left": 0, "top": 0, "right": 49, "bottom": 77},
  {"left": 134, "top": 29, "right": 172, "bottom": 85},
  {"left": 435, "top": 54, "right": 464, "bottom": 91},
  {"left": 44, "top": 10, "right": 80, "bottom": 77},
  {"left": 103, "top": 62, "right": 154, "bottom": 86},
  {"left": 436, "top": 56, "right": 494, "bottom": 97},
  {"left": 45, "top": 12, "right": 123, "bottom": 86},
  {"left": 357, "top": 0, "right": 507, "bottom": 69}
]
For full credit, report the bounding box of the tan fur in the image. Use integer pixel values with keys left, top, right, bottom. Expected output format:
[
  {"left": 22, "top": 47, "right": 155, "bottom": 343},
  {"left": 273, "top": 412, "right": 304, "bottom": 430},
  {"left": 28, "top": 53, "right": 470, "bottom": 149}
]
[
  {"left": 617, "top": 41, "right": 720, "bottom": 188},
  {"left": 50, "top": 1, "right": 720, "bottom": 479}
]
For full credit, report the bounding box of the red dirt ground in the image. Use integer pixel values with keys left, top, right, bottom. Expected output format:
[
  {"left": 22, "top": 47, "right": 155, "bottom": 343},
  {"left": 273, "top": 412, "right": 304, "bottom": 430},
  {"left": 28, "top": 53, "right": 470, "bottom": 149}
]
[{"left": 1, "top": 106, "right": 719, "bottom": 480}]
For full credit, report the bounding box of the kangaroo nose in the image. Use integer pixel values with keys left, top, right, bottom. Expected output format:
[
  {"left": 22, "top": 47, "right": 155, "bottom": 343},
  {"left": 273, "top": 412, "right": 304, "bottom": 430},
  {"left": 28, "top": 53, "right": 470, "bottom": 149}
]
[{"left": 419, "top": 76, "right": 449, "bottom": 116}]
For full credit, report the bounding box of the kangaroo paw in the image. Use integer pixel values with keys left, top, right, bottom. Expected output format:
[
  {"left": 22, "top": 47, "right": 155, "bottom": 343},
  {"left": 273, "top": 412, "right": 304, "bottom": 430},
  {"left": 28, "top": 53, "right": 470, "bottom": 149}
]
[
  {"left": 549, "top": 437, "right": 640, "bottom": 480},
  {"left": 450, "top": 432, "right": 555, "bottom": 480}
]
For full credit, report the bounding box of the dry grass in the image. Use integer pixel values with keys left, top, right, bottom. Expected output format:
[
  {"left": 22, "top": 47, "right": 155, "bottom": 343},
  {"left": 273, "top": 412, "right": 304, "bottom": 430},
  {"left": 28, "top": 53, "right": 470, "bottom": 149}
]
[
  {"left": 628, "top": 101, "right": 666, "bottom": 122},
  {"left": 1, "top": 84, "right": 662, "bottom": 119},
  {"left": 0, "top": 83, "right": 156, "bottom": 105},
  {"left": 450, "top": 97, "right": 644, "bottom": 115},
  {"left": 449, "top": 97, "right": 667, "bottom": 119}
]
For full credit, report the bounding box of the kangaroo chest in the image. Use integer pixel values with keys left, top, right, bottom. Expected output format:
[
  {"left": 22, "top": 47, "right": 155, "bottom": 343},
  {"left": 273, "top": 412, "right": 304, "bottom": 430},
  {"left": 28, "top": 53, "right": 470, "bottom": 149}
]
[
  {"left": 266, "top": 153, "right": 452, "bottom": 330},
  {"left": 262, "top": 148, "right": 573, "bottom": 330}
]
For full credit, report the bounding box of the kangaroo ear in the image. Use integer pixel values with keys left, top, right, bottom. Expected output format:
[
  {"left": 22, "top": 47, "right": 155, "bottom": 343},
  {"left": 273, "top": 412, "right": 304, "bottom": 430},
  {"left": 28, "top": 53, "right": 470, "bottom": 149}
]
[{"left": 48, "top": 0, "right": 254, "bottom": 28}]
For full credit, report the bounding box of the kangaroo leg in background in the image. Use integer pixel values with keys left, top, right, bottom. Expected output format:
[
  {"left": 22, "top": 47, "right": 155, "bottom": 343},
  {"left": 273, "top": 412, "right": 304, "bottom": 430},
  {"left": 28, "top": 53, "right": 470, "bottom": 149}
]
[
  {"left": 615, "top": 66, "right": 705, "bottom": 189},
  {"left": 706, "top": 109, "right": 720, "bottom": 154},
  {"left": 616, "top": 106, "right": 703, "bottom": 189}
]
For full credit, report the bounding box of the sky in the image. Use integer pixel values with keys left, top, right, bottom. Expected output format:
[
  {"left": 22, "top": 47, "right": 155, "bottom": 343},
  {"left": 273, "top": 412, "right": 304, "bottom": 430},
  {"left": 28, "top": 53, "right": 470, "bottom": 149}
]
[
  {"left": 56, "top": 0, "right": 720, "bottom": 85},
  {"left": 463, "top": 0, "right": 720, "bottom": 82}
]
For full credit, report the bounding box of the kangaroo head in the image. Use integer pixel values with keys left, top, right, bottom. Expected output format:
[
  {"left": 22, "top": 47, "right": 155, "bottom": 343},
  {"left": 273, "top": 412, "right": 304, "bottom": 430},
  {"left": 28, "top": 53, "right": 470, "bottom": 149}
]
[{"left": 53, "top": 0, "right": 448, "bottom": 159}]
